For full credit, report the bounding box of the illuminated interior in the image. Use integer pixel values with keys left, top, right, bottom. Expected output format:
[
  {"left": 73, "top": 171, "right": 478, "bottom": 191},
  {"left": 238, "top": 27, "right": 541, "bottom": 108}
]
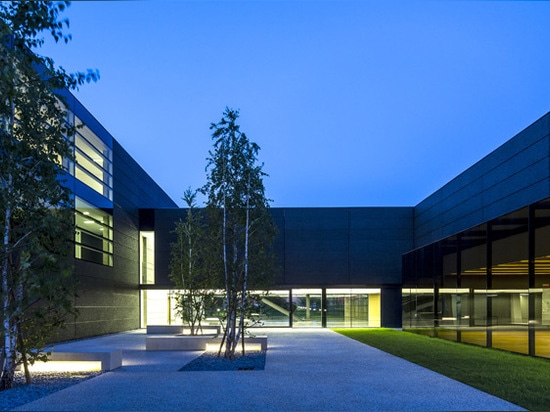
[
  {"left": 75, "top": 197, "right": 113, "bottom": 266},
  {"left": 402, "top": 199, "right": 550, "bottom": 358},
  {"left": 140, "top": 232, "right": 155, "bottom": 284},
  {"left": 140, "top": 288, "right": 382, "bottom": 328}
]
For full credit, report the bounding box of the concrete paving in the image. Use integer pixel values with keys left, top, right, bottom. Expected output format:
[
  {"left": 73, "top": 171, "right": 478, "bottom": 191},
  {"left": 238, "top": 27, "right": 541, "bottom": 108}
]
[{"left": 16, "top": 328, "right": 525, "bottom": 411}]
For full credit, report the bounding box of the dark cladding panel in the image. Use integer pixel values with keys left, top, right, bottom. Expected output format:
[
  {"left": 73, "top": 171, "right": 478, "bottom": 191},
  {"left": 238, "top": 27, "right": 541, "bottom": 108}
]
[
  {"left": 113, "top": 141, "right": 177, "bottom": 209},
  {"left": 152, "top": 207, "right": 414, "bottom": 289},
  {"left": 154, "top": 208, "right": 187, "bottom": 286},
  {"left": 381, "top": 286, "right": 402, "bottom": 328},
  {"left": 153, "top": 208, "right": 287, "bottom": 288},
  {"left": 283, "top": 208, "right": 349, "bottom": 230},
  {"left": 282, "top": 208, "right": 349, "bottom": 285},
  {"left": 276, "top": 207, "right": 414, "bottom": 287},
  {"left": 284, "top": 229, "right": 349, "bottom": 284},
  {"left": 415, "top": 112, "right": 550, "bottom": 248},
  {"left": 140, "top": 209, "right": 155, "bottom": 231},
  {"left": 72, "top": 259, "right": 140, "bottom": 339},
  {"left": 348, "top": 208, "right": 414, "bottom": 285},
  {"left": 270, "top": 209, "right": 286, "bottom": 285}
]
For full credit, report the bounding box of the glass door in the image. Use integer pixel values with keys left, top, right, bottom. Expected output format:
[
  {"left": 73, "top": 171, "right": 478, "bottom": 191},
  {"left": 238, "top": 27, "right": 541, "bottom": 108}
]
[{"left": 291, "top": 289, "right": 323, "bottom": 327}]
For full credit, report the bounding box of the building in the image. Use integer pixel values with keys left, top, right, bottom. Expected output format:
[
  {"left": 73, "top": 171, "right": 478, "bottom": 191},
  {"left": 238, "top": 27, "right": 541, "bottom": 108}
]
[
  {"left": 59, "top": 86, "right": 550, "bottom": 358},
  {"left": 56, "top": 89, "right": 177, "bottom": 341},
  {"left": 402, "top": 112, "right": 550, "bottom": 357}
]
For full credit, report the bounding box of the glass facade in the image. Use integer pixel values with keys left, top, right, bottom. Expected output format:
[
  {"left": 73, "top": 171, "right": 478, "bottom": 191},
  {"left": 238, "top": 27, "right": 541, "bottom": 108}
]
[
  {"left": 66, "top": 113, "right": 114, "bottom": 267},
  {"left": 75, "top": 197, "right": 113, "bottom": 266},
  {"left": 403, "top": 198, "right": 550, "bottom": 358},
  {"left": 326, "top": 289, "right": 378, "bottom": 327},
  {"left": 139, "top": 288, "right": 381, "bottom": 328}
]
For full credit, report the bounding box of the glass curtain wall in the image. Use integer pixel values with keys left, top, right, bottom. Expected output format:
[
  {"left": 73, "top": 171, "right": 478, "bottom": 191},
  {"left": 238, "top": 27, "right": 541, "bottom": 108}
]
[
  {"left": 68, "top": 114, "right": 114, "bottom": 266},
  {"left": 490, "top": 208, "right": 529, "bottom": 354},
  {"left": 534, "top": 199, "right": 550, "bottom": 357},
  {"left": 292, "top": 289, "right": 323, "bottom": 327},
  {"left": 403, "top": 199, "right": 550, "bottom": 358},
  {"left": 325, "top": 289, "right": 379, "bottom": 327},
  {"left": 139, "top": 288, "right": 381, "bottom": 328},
  {"left": 460, "top": 224, "right": 488, "bottom": 346}
]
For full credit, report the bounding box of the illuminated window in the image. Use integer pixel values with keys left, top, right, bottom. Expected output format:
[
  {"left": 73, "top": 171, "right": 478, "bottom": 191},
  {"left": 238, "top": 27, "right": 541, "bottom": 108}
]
[
  {"left": 140, "top": 231, "right": 155, "bottom": 284},
  {"left": 75, "top": 197, "right": 113, "bottom": 266},
  {"left": 74, "top": 117, "right": 113, "bottom": 200}
]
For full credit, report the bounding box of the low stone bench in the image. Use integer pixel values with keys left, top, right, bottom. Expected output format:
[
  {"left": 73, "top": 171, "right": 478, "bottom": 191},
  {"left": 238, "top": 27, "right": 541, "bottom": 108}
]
[
  {"left": 146, "top": 335, "right": 268, "bottom": 351},
  {"left": 147, "top": 325, "right": 221, "bottom": 335},
  {"left": 48, "top": 349, "right": 123, "bottom": 371},
  {"left": 147, "top": 325, "right": 183, "bottom": 334},
  {"left": 210, "top": 335, "right": 268, "bottom": 351},
  {"left": 146, "top": 335, "right": 216, "bottom": 351}
]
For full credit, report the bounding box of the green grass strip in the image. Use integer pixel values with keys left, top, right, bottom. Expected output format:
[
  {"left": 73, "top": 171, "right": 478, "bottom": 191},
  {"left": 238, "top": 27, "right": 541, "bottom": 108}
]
[{"left": 333, "top": 328, "right": 550, "bottom": 411}]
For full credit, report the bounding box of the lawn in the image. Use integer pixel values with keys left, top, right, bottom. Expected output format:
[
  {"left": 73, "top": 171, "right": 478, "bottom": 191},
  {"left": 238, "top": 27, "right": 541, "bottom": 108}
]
[{"left": 333, "top": 328, "right": 550, "bottom": 411}]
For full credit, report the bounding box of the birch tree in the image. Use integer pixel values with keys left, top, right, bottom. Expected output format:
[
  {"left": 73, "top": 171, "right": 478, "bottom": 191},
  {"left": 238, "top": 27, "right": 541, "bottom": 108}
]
[
  {"left": 201, "top": 108, "right": 276, "bottom": 359},
  {"left": 169, "top": 188, "right": 216, "bottom": 335},
  {"left": 0, "top": 1, "right": 98, "bottom": 390}
]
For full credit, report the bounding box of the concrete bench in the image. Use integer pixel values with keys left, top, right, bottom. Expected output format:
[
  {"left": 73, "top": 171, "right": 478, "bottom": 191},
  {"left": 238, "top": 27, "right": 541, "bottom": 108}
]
[
  {"left": 181, "top": 325, "right": 221, "bottom": 335},
  {"left": 146, "top": 325, "right": 183, "bottom": 334},
  {"left": 147, "top": 325, "right": 221, "bottom": 335},
  {"left": 211, "top": 335, "right": 268, "bottom": 351},
  {"left": 48, "top": 350, "right": 123, "bottom": 371},
  {"left": 146, "top": 335, "right": 267, "bottom": 351},
  {"left": 146, "top": 335, "right": 216, "bottom": 351}
]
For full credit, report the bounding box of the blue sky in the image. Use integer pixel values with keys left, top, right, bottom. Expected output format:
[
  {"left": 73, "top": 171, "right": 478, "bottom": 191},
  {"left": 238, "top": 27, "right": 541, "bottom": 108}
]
[{"left": 40, "top": 1, "right": 550, "bottom": 207}]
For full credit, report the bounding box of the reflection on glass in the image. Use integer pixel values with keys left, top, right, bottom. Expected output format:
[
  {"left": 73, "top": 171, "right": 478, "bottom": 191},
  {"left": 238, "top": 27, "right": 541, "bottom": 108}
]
[
  {"left": 257, "top": 291, "right": 291, "bottom": 326},
  {"left": 402, "top": 199, "right": 550, "bottom": 358},
  {"left": 534, "top": 200, "right": 550, "bottom": 357}
]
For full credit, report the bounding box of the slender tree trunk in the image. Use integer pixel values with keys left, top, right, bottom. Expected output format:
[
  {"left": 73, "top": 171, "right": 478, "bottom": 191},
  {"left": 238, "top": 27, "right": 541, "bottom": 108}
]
[
  {"left": 226, "top": 237, "right": 240, "bottom": 359},
  {"left": 220, "top": 184, "right": 231, "bottom": 357},
  {"left": 17, "top": 317, "right": 31, "bottom": 384},
  {"left": 238, "top": 180, "right": 251, "bottom": 354},
  {"left": 1, "top": 62, "right": 17, "bottom": 389},
  {"left": 1, "top": 204, "right": 16, "bottom": 390}
]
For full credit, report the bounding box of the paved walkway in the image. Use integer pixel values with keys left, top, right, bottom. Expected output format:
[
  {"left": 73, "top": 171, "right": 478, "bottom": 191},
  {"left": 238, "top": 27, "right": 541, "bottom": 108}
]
[{"left": 16, "top": 328, "right": 524, "bottom": 411}]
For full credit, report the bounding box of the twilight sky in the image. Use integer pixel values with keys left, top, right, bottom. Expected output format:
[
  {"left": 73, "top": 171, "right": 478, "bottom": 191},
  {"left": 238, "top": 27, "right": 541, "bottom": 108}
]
[{"left": 40, "top": 0, "right": 550, "bottom": 207}]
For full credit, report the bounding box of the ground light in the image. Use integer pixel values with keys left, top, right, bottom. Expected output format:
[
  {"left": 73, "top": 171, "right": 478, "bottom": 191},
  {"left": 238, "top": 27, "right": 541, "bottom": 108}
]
[{"left": 27, "top": 361, "right": 102, "bottom": 373}]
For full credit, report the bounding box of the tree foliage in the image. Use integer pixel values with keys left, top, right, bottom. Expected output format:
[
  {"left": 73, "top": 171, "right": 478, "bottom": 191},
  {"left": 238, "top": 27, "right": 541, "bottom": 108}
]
[
  {"left": 169, "top": 188, "right": 217, "bottom": 335},
  {"left": 0, "top": 1, "right": 98, "bottom": 390},
  {"left": 201, "top": 108, "right": 276, "bottom": 359}
]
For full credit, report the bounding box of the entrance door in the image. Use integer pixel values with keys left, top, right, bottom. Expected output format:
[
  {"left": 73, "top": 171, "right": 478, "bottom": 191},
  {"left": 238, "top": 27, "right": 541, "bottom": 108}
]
[{"left": 291, "top": 289, "right": 323, "bottom": 327}]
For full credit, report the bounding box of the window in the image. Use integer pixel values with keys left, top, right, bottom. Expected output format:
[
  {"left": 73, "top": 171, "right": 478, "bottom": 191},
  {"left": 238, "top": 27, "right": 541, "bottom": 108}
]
[
  {"left": 75, "top": 197, "right": 113, "bottom": 266},
  {"left": 140, "top": 231, "right": 155, "bottom": 284},
  {"left": 74, "top": 117, "right": 113, "bottom": 200}
]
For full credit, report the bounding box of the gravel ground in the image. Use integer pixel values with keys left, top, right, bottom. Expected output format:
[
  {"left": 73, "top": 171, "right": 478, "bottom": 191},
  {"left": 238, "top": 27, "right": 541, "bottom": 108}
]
[
  {"left": 0, "top": 370, "right": 102, "bottom": 411},
  {"left": 180, "top": 350, "right": 266, "bottom": 371}
]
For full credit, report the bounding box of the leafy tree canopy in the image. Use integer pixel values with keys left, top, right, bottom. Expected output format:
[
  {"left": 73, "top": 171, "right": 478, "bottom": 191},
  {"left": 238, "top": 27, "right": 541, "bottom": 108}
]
[{"left": 0, "top": 1, "right": 98, "bottom": 390}]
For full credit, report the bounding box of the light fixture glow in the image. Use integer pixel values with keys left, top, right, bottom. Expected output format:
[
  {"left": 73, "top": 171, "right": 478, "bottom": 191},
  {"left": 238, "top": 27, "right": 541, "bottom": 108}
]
[{"left": 27, "top": 361, "right": 101, "bottom": 372}]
